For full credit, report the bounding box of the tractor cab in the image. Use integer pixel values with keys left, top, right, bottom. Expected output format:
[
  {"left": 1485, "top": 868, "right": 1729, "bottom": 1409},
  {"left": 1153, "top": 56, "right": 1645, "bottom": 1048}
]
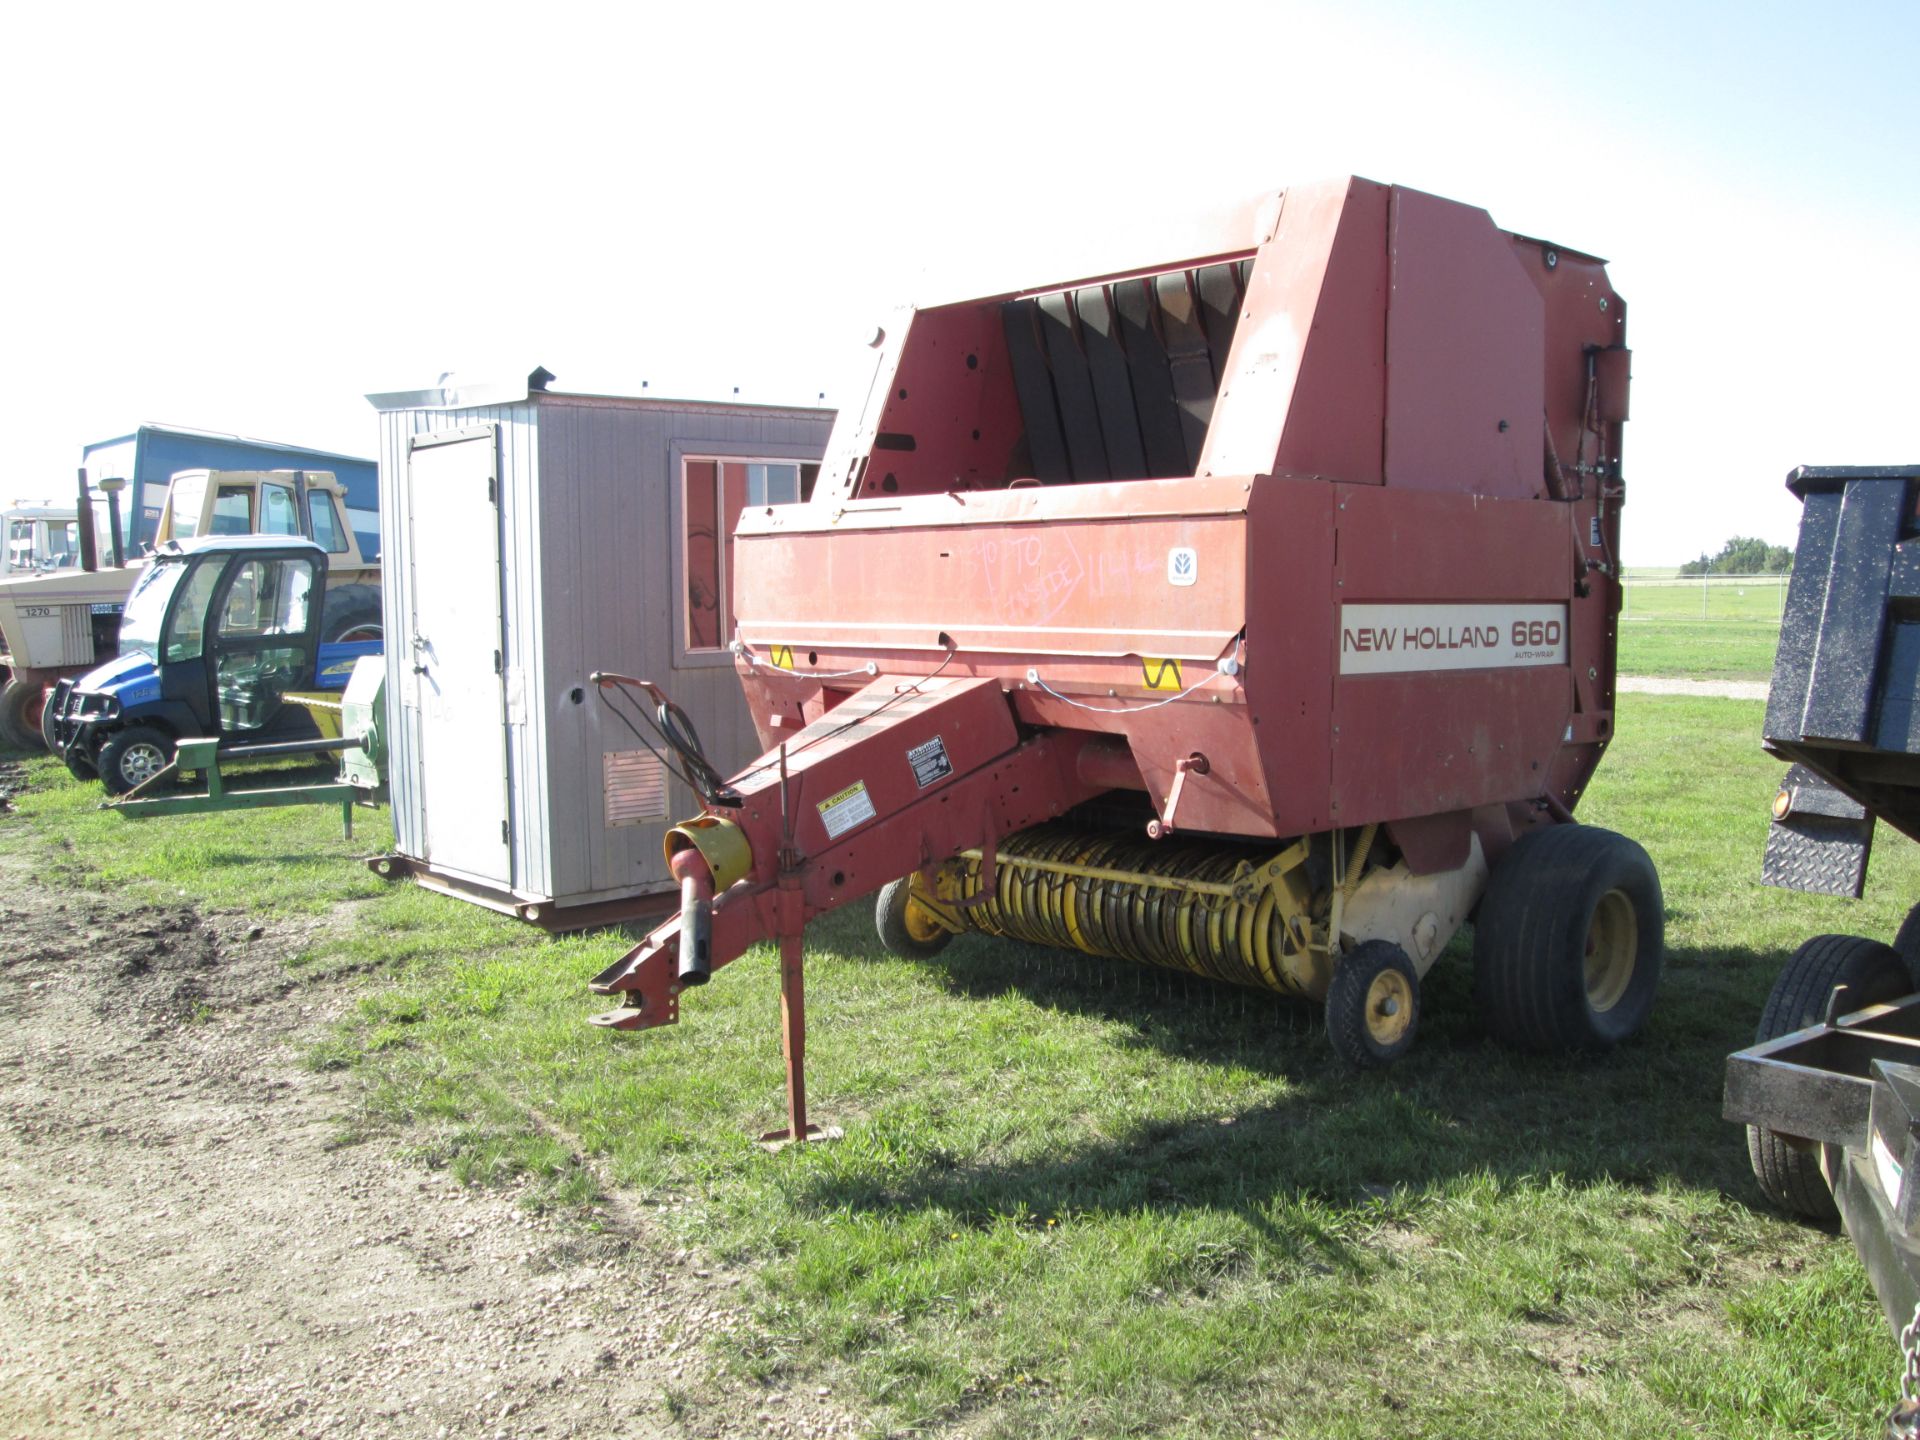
[{"left": 46, "top": 534, "right": 380, "bottom": 793}]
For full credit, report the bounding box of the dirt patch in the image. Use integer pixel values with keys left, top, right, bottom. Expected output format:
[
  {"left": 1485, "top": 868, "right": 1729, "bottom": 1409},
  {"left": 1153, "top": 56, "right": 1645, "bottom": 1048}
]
[{"left": 0, "top": 847, "right": 859, "bottom": 1440}]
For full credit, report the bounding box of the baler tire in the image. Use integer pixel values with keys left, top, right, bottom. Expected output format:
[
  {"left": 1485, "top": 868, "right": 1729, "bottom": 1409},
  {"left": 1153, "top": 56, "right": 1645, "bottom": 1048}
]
[
  {"left": 1746, "top": 933, "right": 1911, "bottom": 1221},
  {"left": 97, "top": 725, "right": 175, "bottom": 797},
  {"left": 320, "top": 585, "right": 383, "bottom": 645},
  {"left": 1892, "top": 905, "right": 1920, "bottom": 988},
  {"left": 875, "top": 877, "right": 953, "bottom": 960},
  {"left": 1472, "top": 824, "right": 1664, "bottom": 1055},
  {"left": 0, "top": 678, "right": 43, "bottom": 752},
  {"left": 1325, "top": 940, "right": 1420, "bottom": 1068}
]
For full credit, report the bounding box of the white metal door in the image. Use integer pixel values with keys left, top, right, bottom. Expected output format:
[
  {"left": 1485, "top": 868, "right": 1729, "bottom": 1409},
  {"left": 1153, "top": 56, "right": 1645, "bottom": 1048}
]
[{"left": 405, "top": 427, "right": 511, "bottom": 883}]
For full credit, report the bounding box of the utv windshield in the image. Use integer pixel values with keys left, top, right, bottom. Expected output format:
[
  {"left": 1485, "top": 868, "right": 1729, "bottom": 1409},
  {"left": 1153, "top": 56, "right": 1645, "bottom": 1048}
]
[{"left": 116, "top": 556, "right": 198, "bottom": 660}]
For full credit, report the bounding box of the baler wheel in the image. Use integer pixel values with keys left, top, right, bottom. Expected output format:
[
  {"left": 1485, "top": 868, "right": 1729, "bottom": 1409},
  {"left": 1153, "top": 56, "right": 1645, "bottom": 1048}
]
[
  {"left": 1472, "top": 825, "right": 1663, "bottom": 1054},
  {"left": 1746, "top": 934, "right": 1910, "bottom": 1221},
  {"left": 1325, "top": 940, "right": 1420, "bottom": 1068},
  {"left": 875, "top": 876, "right": 953, "bottom": 960}
]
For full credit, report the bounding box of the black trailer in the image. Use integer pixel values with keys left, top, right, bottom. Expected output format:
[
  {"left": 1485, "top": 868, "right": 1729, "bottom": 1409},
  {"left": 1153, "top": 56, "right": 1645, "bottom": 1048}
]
[{"left": 1724, "top": 464, "right": 1920, "bottom": 1433}]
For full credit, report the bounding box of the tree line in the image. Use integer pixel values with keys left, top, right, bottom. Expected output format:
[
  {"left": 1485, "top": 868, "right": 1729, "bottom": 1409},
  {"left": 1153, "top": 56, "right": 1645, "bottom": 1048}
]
[{"left": 1678, "top": 536, "right": 1794, "bottom": 576}]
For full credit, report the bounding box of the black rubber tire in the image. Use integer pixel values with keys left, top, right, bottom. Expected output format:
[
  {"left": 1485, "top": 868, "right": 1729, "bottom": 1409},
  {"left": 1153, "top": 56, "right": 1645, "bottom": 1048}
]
[
  {"left": 1747, "top": 933, "right": 1911, "bottom": 1220},
  {"left": 96, "top": 725, "right": 175, "bottom": 797},
  {"left": 1892, "top": 904, "right": 1920, "bottom": 988},
  {"left": 320, "top": 584, "right": 383, "bottom": 644},
  {"left": 875, "top": 876, "right": 953, "bottom": 960},
  {"left": 65, "top": 751, "right": 96, "bottom": 781},
  {"left": 1472, "top": 823, "right": 1664, "bottom": 1054},
  {"left": 0, "top": 677, "right": 43, "bottom": 751},
  {"left": 1325, "top": 940, "right": 1421, "bottom": 1068}
]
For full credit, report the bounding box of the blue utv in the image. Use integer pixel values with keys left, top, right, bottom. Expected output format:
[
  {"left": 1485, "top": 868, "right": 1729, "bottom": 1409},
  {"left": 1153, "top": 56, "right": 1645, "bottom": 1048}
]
[{"left": 45, "top": 534, "right": 381, "bottom": 794}]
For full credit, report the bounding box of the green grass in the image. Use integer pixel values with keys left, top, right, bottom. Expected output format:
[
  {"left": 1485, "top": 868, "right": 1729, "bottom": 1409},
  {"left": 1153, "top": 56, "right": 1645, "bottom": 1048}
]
[
  {"left": 1617, "top": 619, "right": 1782, "bottom": 682},
  {"left": 2, "top": 698, "right": 1910, "bottom": 1438},
  {"left": 1617, "top": 578, "right": 1785, "bottom": 682}
]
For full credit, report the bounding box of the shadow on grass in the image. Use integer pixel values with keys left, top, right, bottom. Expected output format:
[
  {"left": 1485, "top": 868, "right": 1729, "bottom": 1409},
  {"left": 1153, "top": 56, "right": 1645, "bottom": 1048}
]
[{"left": 798, "top": 927, "right": 1794, "bottom": 1234}]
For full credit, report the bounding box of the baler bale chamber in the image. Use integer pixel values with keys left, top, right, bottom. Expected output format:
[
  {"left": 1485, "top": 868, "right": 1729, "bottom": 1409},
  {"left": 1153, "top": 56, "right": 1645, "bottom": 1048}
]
[{"left": 589, "top": 176, "right": 1662, "bottom": 1132}]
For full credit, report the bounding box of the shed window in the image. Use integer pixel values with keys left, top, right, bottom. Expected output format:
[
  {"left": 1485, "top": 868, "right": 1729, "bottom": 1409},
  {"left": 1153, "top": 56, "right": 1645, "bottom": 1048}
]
[{"left": 680, "top": 457, "right": 814, "bottom": 654}]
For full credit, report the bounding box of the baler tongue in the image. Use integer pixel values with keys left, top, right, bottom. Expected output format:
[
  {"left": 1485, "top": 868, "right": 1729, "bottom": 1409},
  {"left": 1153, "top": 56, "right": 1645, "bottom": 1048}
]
[{"left": 585, "top": 672, "right": 1107, "bottom": 1143}]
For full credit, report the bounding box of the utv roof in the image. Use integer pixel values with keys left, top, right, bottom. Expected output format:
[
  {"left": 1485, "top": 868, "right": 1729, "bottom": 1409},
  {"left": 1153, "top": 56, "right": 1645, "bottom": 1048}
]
[{"left": 153, "top": 535, "right": 326, "bottom": 558}]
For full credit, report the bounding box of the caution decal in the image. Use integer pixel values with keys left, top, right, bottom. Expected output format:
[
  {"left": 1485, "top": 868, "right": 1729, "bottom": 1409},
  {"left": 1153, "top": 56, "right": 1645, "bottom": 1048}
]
[{"left": 1140, "top": 657, "right": 1183, "bottom": 691}]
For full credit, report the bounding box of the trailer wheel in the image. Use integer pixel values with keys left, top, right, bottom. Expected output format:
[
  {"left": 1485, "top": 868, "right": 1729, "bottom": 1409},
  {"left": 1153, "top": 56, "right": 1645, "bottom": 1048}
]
[
  {"left": 97, "top": 725, "right": 174, "bottom": 797},
  {"left": 1326, "top": 940, "right": 1421, "bottom": 1068},
  {"left": 0, "top": 678, "right": 43, "bottom": 751},
  {"left": 1472, "top": 824, "right": 1664, "bottom": 1054},
  {"left": 1747, "top": 933, "right": 1910, "bottom": 1220},
  {"left": 875, "top": 876, "right": 953, "bottom": 960},
  {"left": 1892, "top": 905, "right": 1920, "bottom": 987},
  {"left": 320, "top": 585, "right": 383, "bottom": 645}
]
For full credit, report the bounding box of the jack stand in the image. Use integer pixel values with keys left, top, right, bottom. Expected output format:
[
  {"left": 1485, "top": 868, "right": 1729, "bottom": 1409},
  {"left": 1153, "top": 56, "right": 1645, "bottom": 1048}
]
[{"left": 756, "top": 878, "right": 840, "bottom": 1151}]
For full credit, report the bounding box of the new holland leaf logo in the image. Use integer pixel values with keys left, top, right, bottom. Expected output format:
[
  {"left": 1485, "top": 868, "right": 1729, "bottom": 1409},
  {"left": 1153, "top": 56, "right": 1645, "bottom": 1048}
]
[{"left": 1172, "top": 552, "right": 1193, "bottom": 578}]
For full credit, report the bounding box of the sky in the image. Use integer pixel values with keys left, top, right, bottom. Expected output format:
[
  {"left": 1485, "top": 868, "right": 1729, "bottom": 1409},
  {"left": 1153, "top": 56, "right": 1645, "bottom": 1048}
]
[{"left": 4, "top": 0, "right": 1915, "bottom": 566}]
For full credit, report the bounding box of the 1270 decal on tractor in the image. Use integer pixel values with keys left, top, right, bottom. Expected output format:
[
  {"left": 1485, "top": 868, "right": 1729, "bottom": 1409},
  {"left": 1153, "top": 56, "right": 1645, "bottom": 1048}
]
[{"left": 45, "top": 535, "right": 381, "bottom": 794}]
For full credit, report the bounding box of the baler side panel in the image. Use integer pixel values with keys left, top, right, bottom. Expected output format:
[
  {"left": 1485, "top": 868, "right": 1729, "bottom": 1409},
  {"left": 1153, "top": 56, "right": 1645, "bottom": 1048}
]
[
  {"left": 1200, "top": 177, "right": 1390, "bottom": 487},
  {"left": 1384, "top": 189, "right": 1546, "bottom": 500},
  {"left": 1244, "top": 477, "right": 1337, "bottom": 837},
  {"left": 1328, "top": 485, "right": 1578, "bottom": 827}
]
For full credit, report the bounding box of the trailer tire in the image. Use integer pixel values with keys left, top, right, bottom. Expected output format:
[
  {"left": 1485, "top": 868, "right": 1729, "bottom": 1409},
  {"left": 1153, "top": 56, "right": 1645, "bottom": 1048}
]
[
  {"left": 1892, "top": 905, "right": 1920, "bottom": 988},
  {"left": 875, "top": 876, "right": 953, "bottom": 960},
  {"left": 321, "top": 585, "right": 382, "bottom": 645},
  {"left": 1326, "top": 940, "right": 1420, "bottom": 1068},
  {"left": 97, "top": 725, "right": 175, "bottom": 797},
  {"left": 0, "top": 678, "right": 43, "bottom": 751},
  {"left": 1472, "top": 824, "right": 1664, "bottom": 1055},
  {"left": 1746, "top": 933, "right": 1910, "bottom": 1221}
]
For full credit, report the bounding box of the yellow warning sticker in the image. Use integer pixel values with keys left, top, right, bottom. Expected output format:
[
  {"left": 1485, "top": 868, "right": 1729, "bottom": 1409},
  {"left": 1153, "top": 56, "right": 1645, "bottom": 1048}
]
[
  {"left": 1140, "top": 657, "right": 1183, "bottom": 691},
  {"left": 770, "top": 645, "right": 795, "bottom": 670},
  {"left": 816, "top": 780, "right": 877, "bottom": 839}
]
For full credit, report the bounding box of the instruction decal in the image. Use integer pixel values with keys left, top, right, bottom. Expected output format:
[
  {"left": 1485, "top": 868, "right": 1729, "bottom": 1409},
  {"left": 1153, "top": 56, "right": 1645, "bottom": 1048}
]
[
  {"left": 1338, "top": 603, "right": 1568, "bottom": 675},
  {"left": 770, "top": 645, "right": 795, "bottom": 670},
  {"left": 906, "top": 735, "right": 953, "bottom": 788},
  {"left": 1140, "top": 657, "right": 1183, "bottom": 691},
  {"left": 816, "top": 780, "right": 878, "bottom": 839}
]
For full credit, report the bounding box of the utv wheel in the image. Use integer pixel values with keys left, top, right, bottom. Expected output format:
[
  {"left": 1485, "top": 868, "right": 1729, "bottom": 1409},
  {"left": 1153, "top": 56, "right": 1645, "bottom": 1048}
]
[
  {"left": 320, "top": 584, "right": 383, "bottom": 645},
  {"left": 1747, "top": 934, "right": 1911, "bottom": 1221},
  {"left": 1473, "top": 824, "right": 1664, "bottom": 1054},
  {"left": 97, "top": 726, "right": 175, "bottom": 797},
  {"left": 0, "top": 677, "right": 43, "bottom": 751},
  {"left": 65, "top": 751, "right": 96, "bottom": 782},
  {"left": 1326, "top": 940, "right": 1420, "bottom": 1068},
  {"left": 875, "top": 876, "right": 953, "bottom": 960}
]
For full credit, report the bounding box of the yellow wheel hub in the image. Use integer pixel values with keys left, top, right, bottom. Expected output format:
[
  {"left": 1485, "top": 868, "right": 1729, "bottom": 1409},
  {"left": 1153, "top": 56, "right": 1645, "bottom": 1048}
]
[
  {"left": 902, "top": 894, "right": 947, "bottom": 946},
  {"left": 1584, "top": 888, "right": 1638, "bottom": 1013},
  {"left": 1364, "top": 968, "right": 1415, "bottom": 1047}
]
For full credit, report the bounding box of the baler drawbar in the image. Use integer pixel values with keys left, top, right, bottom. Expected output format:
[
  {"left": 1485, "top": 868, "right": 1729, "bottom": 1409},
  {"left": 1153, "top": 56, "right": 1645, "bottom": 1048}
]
[{"left": 589, "top": 176, "right": 1664, "bottom": 1139}]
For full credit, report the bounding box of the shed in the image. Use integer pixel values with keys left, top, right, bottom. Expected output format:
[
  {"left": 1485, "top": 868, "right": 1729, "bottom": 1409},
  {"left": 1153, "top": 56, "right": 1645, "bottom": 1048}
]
[{"left": 365, "top": 375, "right": 834, "bottom": 923}]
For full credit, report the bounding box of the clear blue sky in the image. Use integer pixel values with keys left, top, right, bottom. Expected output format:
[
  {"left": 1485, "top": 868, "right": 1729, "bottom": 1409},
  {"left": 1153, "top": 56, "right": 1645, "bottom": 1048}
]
[{"left": 5, "top": 0, "right": 1914, "bottom": 565}]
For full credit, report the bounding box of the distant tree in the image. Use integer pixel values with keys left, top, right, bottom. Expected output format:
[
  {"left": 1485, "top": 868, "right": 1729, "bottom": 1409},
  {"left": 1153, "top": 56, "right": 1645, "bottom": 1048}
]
[{"left": 1678, "top": 536, "right": 1793, "bottom": 576}]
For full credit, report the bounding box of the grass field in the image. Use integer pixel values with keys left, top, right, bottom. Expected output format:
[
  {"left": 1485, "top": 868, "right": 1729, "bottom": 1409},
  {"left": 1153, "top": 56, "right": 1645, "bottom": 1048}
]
[
  {"left": 1618, "top": 577, "right": 1785, "bottom": 682},
  {"left": 3, "top": 694, "right": 1913, "bottom": 1439}
]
